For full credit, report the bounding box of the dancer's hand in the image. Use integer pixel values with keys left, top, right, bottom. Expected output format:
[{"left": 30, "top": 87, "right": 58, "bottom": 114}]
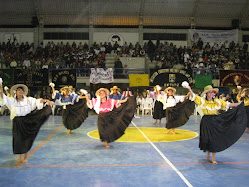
[
  {"left": 80, "top": 89, "right": 88, "bottom": 95},
  {"left": 181, "top": 81, "right": 189, "bottom": 88},
  {"left": 124, "top": 97, "right": 129, "bottom": 102},
  {"left": 49, "top": 82, "right": 55, "bottom": 88},
  {"left": 46, "top": 100, "right": 52, "bottom": 106},
  {"left": 119, "top": 97, "right": 129, "bottom": 104}
]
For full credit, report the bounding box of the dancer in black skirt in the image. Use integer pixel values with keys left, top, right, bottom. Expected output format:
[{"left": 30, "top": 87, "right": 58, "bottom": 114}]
[
  {"left": 237, "top": 87, "right": 249, "bottom": 133},
  {"left": 152, "top": 85, "right": 165, "bottom": 125},
  {"left": 185, "top": 84, "right": 246, "bottom": 164},
  {"left": 159, "top": 87, "right": 194, "bottom": 134},
  {"left": 84, "top": 88, "right": 136, "bottom": 148},
  {"left": 50, "top": 83, "right": 88, "bottom": 134},
  {"left": 0, "top": 79, "right": 52, "bottom": 162}
]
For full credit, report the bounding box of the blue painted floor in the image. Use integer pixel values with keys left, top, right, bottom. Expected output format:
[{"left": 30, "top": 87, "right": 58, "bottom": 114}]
[{"left": 0, "top": 115, "right": 248, "bottom": 187}]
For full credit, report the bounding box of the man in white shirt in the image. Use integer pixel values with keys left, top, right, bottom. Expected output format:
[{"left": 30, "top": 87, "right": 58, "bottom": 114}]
[{"left": 22, "top": 57, "right": 31, "bottom": 68}]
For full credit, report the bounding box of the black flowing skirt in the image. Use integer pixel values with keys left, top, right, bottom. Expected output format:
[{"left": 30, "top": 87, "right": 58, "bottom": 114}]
[
  {"left": 166, "top": 100, "right": 195, "bottom": 129},
  {"left": 97, "top": 96, "right": 136, "bottom": 143},
  {"left": 12, "top": 105, "right": 52, "bottom": 154},
  {"left": 62, "top": 99, "right": 88, "bottom": 130},
  {"left": 245, "top": 106, "right": 249, "bottom": 128},
  {"left": 153, "top": 101, "right": 165, "bottom": 120},
  {"left": 199, "top": 103, "right": 247, "bottom": 153}
]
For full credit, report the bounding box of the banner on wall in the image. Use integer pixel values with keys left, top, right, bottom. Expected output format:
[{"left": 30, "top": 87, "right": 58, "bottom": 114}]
[
  {"left": 93, "top": 32, "right": 139, "bottom": 46},
  {"left": 129, "top": 74, "right": 149, "bottom": 87},
  {"left": 14, "top": 69, "right": 48, "bottom": 87},
  {"left": 52, "top": 69, "right": 76, "bottom": 89},
  {"left": 195, "top": 75, "right": 212, "bottom": 88},
  {"left": 188, "top": 29, "right": 238, "bottom": 43},
  {"left": 0, "top": 69, "right": 14, "bottom": 86},
  {"left": 108, "top": 33, "right": 124, "bottom": 46},
  {"left": 150, "top": 69, "right": 193, "bottom": 87},
  {"left": 90, "top": 68, "right": 113, "bottom": 84},
  {"left": 219, "top": 70, "right": 249, "bottom": 87}
]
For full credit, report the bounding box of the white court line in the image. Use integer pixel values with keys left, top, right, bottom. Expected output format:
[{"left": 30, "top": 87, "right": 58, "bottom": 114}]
[{"left": 131, "top": 121, "right": 193, "bottom": 187}]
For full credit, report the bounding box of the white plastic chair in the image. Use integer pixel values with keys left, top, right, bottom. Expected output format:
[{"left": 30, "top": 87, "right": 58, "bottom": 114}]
[{"left": 141, "top": 101, "right": 153, "bottom": 116}]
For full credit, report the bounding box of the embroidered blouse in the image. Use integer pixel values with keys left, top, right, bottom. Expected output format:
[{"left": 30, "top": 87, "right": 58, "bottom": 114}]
[
  {"left": 87, "top": 98, "right": 120, "bottom": 113},
  {"left": 159, "top": 95, "right": 185, "bottom": 109},
  {"left": 53, "top": 92, "right": 79, "bottom": 106},
  {"left": 109, "top": 93, "right": 126, "bottom": 100},
  {"left": 1, "top": 94, "right": 44, "bottom": 119},
  {"left": 151, "top": 91, "right": 164, "bottom": 101},
  {"left": 191, "top": 93, "right": 230, "bottom": 115},
  {"left": 122, "top": 91, "right": 132, "bottom": 97}
]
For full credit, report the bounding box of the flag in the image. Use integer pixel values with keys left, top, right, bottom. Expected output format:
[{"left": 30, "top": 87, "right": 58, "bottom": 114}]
[
  {"left": 129, "top": 74, "right": 149, "bottom": 87},
  {"left": 195, "top": 75, "right": 212, "bottom": 88}
]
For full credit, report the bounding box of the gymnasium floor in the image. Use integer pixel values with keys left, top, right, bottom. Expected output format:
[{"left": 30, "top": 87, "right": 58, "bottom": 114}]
[{"left": 0, "top": 114, "right": 248, "bottom": 187}]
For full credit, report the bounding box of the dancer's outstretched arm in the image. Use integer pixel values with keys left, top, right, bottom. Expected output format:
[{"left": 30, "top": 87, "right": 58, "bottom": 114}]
[
  {"left": 80, "top": 89, "right": 90, "bottom": 104},
  {"left": 49, "top": 83, "right": 56, "bottom": 94},
  {"left": 185, "top": 85, "right": 194, "bottom": 98},
  {"left": 39, "top": 99, "right": 52, "bottom": 106},
  {"left": 119, "top": 97, "right": 128, "bottom": 104},
  {"left": 229, "top": 101, "right": 242, "bottom": 107},
  {"left": 0, "top": 79, "right": 3, "bottom": 98}
]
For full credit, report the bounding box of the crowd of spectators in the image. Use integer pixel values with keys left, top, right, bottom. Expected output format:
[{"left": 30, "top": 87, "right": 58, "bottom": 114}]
[
  {"left": 151, "top": 39, "right": 249, "bottom": 77},
  {"left": 0, "top": 39, "right": 249, "bottom": 78}
]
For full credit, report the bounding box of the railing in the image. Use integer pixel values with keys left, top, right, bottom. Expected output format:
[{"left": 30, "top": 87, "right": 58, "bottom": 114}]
[
  {"left": 192, "top": 68, "right": 219, "bottom": 79},
  {"left": 1, "top": 66, "right": 247, "bottom": 80},
  {"left": 49, "top": 68, "right": 149, "bottom": 78}
]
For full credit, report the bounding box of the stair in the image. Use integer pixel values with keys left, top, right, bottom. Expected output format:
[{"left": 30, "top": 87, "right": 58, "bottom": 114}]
[{"left": 105, "top": 52, "right": 117, "bottom": 68}]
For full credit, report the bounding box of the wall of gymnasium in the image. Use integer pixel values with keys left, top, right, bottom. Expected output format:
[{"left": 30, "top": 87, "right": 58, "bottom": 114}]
[
  {"left": 0, "top": 27, "right": 191, "bottom": 47},
  {"left": 1, "top": 27, "right": 249, "bottom": 48}
]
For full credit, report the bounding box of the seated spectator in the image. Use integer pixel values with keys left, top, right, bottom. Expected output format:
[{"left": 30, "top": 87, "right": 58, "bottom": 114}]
[{"left": 10, "top": 59, "right": 17, "bottom": 68}]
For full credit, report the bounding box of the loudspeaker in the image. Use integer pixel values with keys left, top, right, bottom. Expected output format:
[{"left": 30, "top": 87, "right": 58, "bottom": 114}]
[
  {"left": 232, "top": 19, "right": 240, "bottom": 29},
  {"left": 31, "top": 16, "right": 39, "bottom": 27}
]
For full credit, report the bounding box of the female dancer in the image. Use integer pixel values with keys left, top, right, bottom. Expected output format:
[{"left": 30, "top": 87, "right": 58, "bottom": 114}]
[
  {"left": 50, "top": 83, "right": 88, "bottom": 134},
  {"left": 185, "top": 84, "right": 246, "bottom": 164},
  {"left": 84, "top": 88, "right": 136, "bottom": 148},
  {"left": 109, "top": 85, "right": 126, "bottom": 100},
  {"left": 159, "top": 86, "right": 194, "bottom": 134},
  {"left": 0, "top": 79, "right": 52, "bottom": 162},
  {"left": 237, "top": 87, "right": 249, "bottom": 133},
  {"left": 152, "top": 85, "right": 165, "bottom": 125}
]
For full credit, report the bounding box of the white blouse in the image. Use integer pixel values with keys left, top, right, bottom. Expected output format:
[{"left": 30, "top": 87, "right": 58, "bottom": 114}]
[
  {"left": 2, "top": 94, "right": 43, "bottom": 120},
  {"left": 160, "top": 95, "right": 185, "bottom": 109}
]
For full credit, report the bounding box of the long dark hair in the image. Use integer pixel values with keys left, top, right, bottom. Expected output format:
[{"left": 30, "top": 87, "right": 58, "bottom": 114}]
[
  {"left": 166, "top": 94, "right": 175, "bottom": 103},
  {"left": 205, "top": 95, "right": 215, "bottom": 101},
  {"left": 15, "top": 87, "right": 25, "bottom": 102}
]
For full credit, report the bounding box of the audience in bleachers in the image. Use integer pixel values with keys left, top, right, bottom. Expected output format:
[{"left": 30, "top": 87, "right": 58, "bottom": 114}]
[{"left": 0, "top": 40, "right": 249, "bottom": 77}]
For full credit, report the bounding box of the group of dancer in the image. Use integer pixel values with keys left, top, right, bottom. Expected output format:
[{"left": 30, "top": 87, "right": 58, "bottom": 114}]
[
  {"left": 151, "top": 82, "right": 247, "bottom": 163},
  {"left": 0, "top": 77, "right": 248, "bottom": 164},
  {"left": 151, "top": 84, "right": 194, "bottom": 134},
  {"left": 0, "top": 80, "right": 136, "bottom": 162}
]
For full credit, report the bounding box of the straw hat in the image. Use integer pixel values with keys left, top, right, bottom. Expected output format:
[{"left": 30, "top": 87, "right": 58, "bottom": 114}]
[
  {"left": 153, "top": 85, "right": 162, "bottom": 91},
  {"left": 110, "top": 85, "right": 121, "bottom": 92},
  {"left": 241, "top": 88, "right": 248, "bottom": 97},
  {"left": 164, "top": 87, "right": 176, "bottom": 94},
  {"left": 68, "top": 86, "right": 75, "bottom": 92},
  {"left": 95, "top": 88, "right": 110, "bottom": 97},
  {"left": 201, "top": 85, "right": 219, "bottom": 97},
  {"left": 60, "top": 86, "right": 74, "bottom": 93},
  {"left": 10, "top": 84, "right": 29, "bottom": 96}
]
